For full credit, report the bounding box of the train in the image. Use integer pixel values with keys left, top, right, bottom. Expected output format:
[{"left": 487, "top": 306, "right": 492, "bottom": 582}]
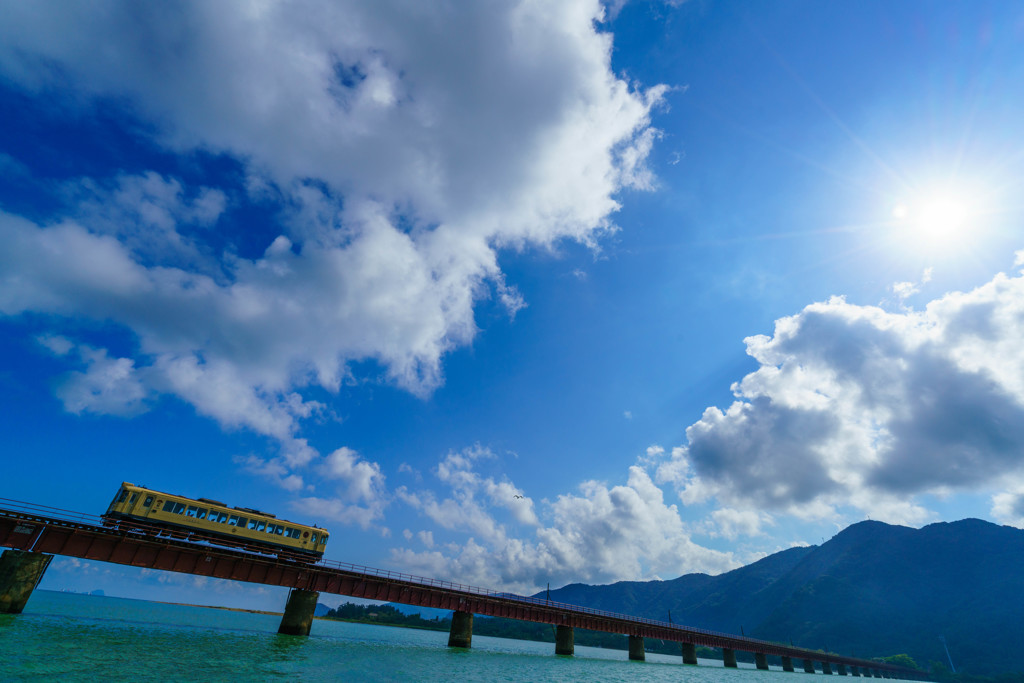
[{"left": 102, "top": 482, "right": 329, "bottom": 561}]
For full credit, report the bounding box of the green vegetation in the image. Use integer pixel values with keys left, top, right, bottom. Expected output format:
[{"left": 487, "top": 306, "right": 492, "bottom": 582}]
[{"left": 878, "top": 654, "right": 921, "bottom": 670}]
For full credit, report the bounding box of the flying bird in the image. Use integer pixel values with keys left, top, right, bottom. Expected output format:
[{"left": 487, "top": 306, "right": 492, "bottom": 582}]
[{"left": 513, "top": 494, "right": 524, "bottom": 499}]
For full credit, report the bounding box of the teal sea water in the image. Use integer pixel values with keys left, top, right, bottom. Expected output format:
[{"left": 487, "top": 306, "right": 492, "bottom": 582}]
[{"left": 2, "top": 592, "right": 916, "bottom": 682}]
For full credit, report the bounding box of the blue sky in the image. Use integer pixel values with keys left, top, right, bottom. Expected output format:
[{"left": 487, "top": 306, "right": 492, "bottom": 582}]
[{"left": 3, "top": 1, "right": 1024, "bottom": 610}]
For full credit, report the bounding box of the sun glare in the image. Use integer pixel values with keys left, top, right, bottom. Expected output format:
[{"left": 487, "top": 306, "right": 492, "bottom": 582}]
[{"left": 891, "top": 190, "right": 981, "bottom": 249}]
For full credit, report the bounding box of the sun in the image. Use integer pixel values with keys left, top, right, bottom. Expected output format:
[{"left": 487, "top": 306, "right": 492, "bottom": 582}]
[{"left": 891, "top": 190, "right": 980, "bottom": 249}]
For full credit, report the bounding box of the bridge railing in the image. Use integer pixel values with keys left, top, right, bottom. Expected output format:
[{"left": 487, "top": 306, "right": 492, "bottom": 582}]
[{"left": 0, "top": 497, "right": 103, "bottom": 526}]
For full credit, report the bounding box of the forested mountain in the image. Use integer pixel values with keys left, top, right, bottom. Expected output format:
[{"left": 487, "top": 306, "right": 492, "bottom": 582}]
[{"left": 539, "top": 519, "right": 1024, "bottom": 675}]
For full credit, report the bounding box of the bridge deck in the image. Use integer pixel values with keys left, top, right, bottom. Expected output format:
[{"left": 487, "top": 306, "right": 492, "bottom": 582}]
[{"left": 0, "top": 497, "right": 916, "bottom": 677}]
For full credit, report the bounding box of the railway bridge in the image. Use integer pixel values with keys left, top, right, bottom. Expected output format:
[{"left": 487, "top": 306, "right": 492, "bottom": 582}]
[{"left": 0, "top": 497, "right": 923, "bottom": 679}]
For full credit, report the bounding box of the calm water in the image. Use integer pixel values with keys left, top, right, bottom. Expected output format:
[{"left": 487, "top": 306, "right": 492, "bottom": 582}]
[{"left": 1, "top": 591, "right": 917, "bottom": 682}]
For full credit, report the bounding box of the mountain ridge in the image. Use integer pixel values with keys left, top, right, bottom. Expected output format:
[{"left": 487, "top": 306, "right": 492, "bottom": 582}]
[{"left": 538, "top": 518, "right": 1024, "bottom": 675}]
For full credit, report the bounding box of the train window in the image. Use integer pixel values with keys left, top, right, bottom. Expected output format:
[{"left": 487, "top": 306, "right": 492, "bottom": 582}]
[
  {"left": 311, "top": 533, "right": 318, "bottom": 544},
  {"left": 174, "top": 502, "right": 186, "bottom": 514},
  {"left": 228, "top": 515, "right": 239, "bottom": 526},
  {"left": 246, "top": 519, "right": 258, "bottom": 530},
  {"left": 266, "top": 524, "right": 277, "bottom": 534},
  {"left": 256, "top": 520, "right": 267, "bottom": 532},
  {"left": 186, "top": 506, "right": 199, "bottom": 517},
  {"left": 129, "top": 493, "right": 138, "bottom": 504},
  {"left": 196, "top": 508, "right": 207, "bottom": 519},
  {"left": 289, "top": 528, "right": 301, "bottom": 538},
  {"left": 118, "top": 489, "right": 130, "bottom": 503},
  {"left": 163, "top": 501, "right": 174, "bottom": 512},
  {"left": 143, "top": 496, "right": 153, "bottom": 507},
  {"left": 163, "top": 501, "right": 185, "bottom": 514},
  {"left": 235, "top": 516, "right": 247, "bottom": 528}
]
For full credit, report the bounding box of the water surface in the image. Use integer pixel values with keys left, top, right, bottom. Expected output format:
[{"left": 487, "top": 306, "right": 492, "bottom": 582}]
[{"left": 1, "top": 591, "right": 917, "bottom": 682}]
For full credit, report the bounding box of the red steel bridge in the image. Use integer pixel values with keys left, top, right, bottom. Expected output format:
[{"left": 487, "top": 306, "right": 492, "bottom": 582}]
[{"left": 0, "top": 497, "right": 923, "bottom": 679}]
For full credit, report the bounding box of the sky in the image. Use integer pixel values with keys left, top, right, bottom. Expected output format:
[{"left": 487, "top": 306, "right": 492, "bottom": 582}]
[{"left": 3, "top": 0, "right": 1024, "bottom": 611}]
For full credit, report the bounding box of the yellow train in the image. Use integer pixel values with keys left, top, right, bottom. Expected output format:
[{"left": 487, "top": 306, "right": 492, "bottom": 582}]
[{"left": 103, "top": 482, "right": 329, "bottom": 561}]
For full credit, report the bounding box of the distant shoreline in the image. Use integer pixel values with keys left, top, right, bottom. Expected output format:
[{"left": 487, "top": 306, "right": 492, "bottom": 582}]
[
  {"left": 43, "top": 590, "right": 286, "bottom": 617},
  {"left": 153, "top": 600, "right": 284, "bottom": 617}
]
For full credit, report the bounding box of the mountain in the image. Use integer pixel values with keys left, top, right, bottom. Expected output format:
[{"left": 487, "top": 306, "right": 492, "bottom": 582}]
[{"left": 539, "top": 519, "right": 1024, "bottom": 675}]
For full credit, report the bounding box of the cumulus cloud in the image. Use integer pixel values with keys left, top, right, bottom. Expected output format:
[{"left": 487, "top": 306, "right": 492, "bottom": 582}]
[
  {"left": 393, "top": 447, "right": 736, "bottom": 593},
  {"left": 55, "top": 346, "right": 151, "bottom": 417},
  {"left": 0, "top": 1, "right": 666, "bottom": 513},
  {"left": 291, "top": 447, "right": 388, "bottom": 529},
  {"left": 657, "top": 263, "right": 1024, "bottom": 526}
]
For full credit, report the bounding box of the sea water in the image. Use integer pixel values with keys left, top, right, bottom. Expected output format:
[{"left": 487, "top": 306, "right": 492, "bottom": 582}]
[{"left": 1, "top": 591, "right": 914, "bottom": 682}]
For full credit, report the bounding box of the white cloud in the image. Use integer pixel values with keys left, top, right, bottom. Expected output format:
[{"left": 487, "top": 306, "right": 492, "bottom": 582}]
[
  {"left": 991, "top": 479, "right": 1024, "bottom": 529},
  {"left": 709, "top": 507, "right": 772, "bottom": 541},
  {"left": 0, "top": 1, "right": 665, "bottom": 501},
  {"left": 657, "top": 264, "right": 1024, "bottom": 526},
  {"left": 290, "top": 447, "right": 387, "bottom": 529},
  {"left": 72, "top": 172, "right": 227, "bottom": 268},
  {"left": 397, "top": 445, "right": 538, "bottom": 540},
  {"left": 36, "top": 334, "right": 73, "bottom": 356},
  {"left": 234, "top": 455, "right": 304, "bottom": 493},
  {"left": 54, "top": 345, "right": 150, "bottom": 417},
  {"left": 393, "top": 448, "right": 736, "bottom": 593}
]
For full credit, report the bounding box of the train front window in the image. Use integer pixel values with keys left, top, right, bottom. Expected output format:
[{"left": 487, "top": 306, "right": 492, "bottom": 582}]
[
  {"left": 311, "top": 533, "right": 318, "bottom": 544},
  {"left": 118, "top": 489, "right": 129, "bottom": 503},
  {"left": 129, "top": 492, "right": 138, "bottom": 504}
]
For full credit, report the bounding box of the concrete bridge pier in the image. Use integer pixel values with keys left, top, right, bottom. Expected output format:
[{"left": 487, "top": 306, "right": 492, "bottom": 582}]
[
  {"left": 850, "top": 666, "right": 860, "bottom": 676},
  {"left": 0, "top": 550, "right": 53, "bottom": 614},
  {"left": 804, "top": 658, "right": 817, "bottom": 673},
  {"left": 555, "top": 625, "right": 573, "bottom": 655},
  {"left": 448, "top": 610, "right": 473, "bottom": 648},
  {"left": 755, "top": 652, "right": 769, "bottom": 670},
  {"left": 782, "top": 656, "right": 795, "bottom": 672},
  {"left": 822, "top": 661, "right": 834, "bottom": 675},
  {"left": 628, "top": 635, "right": 645, "bottom": 661},
  {"left": 838, "top": 663, "right": 847, "bottom": 675},
  {"left": 723, "top": 648, "right": 738, "bottom": 668},
  {"left": 681, "top": 642, "right": 698, "bottom": 665},
  {"left": 278, "top": 588, "right": 319, "bottom": 636}
]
